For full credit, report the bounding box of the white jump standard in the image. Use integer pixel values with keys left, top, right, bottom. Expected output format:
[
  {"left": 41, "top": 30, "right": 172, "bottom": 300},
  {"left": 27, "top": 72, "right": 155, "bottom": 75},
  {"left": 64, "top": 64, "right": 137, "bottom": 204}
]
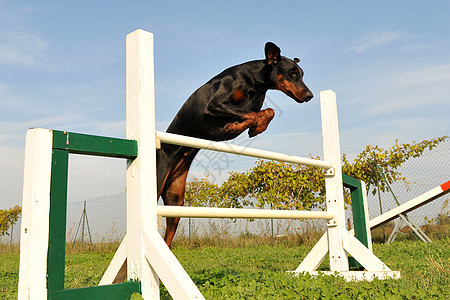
[{"left": 18, "top": 29, "right": 399, "bottom": 300}]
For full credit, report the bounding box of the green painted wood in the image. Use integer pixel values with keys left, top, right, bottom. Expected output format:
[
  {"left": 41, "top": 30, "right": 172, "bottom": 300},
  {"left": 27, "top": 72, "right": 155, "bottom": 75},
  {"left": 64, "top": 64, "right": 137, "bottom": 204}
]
[
  {"left": 47, "top": 149, "right": 69, "bottom": 292},
  {"left": 48, "top": 282, "right": 141, "bottom": 300},
  {"left": 342, "top": 174, "right": 369, "bottom": 248},
  {"left": 44, "top": 130, "right": 141, "bottom": 298},
  {"left": 342, "top": 174, "right": 370, "bottom": 269},
  {"left": 52, "top": 130, "right": 138, "bottom": 159}
]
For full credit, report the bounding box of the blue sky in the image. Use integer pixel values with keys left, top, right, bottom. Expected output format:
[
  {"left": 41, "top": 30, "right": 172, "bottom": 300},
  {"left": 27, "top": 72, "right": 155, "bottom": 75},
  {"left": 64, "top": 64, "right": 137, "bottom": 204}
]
[{"left": 1, "top": 1, "right": 449, "bottom": 217}]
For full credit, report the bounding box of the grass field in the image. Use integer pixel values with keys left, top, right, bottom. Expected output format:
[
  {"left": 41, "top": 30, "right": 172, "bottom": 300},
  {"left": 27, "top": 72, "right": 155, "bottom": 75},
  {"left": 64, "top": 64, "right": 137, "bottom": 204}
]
[{"left": 1, "top": 235, "right": 449, "bottom": 299}]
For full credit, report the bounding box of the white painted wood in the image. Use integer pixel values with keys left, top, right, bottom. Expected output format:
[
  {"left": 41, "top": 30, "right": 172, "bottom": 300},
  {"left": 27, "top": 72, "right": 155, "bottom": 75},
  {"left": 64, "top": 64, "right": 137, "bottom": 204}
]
[
  {"left": 18, "top": 128, "right": 53, "bottom": 300},
  {"left": 294, "top": 232, "right": 328, "bottom": 272},
  {"left": 293, "top": 227, "right": 400, "bottom": 281},
  {"left": 143, "top": 230, "right": 204, "bottom": 300},
  {"left": 369, "top": 184, "right": 449, "bottom": 229},
  {"left": 360, "top": 181, "right": 373, "bottom": 251},
  {"left": 320, "top": 90, "right": 348, "bottom": 272},
  {"left": 126, "top": 29, "right": 160, "bottom": 299},
  {"left": 293, "top": 230, "right": 400, "bottom": 281},
  {"left": 341, "top": 229, "right": 390, "bottom": 271},
  {"left": 157, "top": 206, "right": 335, "bottom": 220},
  {"left": 157, "top": 131, "right": 332, "bottom": 169},
  {"left": 99, "top": 234, "right": 128, "bottom": 285}
]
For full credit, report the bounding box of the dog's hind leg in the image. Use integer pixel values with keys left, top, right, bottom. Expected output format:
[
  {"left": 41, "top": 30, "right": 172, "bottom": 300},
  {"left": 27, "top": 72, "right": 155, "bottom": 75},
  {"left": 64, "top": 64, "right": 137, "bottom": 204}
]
[
  {"left": 224, "top": 108, "right": 275, "bottom": 138},
  {"left": 163, "top": 171, "right": 188, "bottom": 249},
  {"left": 224, "top": 112, "right": 259, "bottom": 135},
  {"left": 160, "top": 149, "right": 198, "bottom": 248},
  {"left": 248, "top": 108, "right": 275, "bottom": 137}
]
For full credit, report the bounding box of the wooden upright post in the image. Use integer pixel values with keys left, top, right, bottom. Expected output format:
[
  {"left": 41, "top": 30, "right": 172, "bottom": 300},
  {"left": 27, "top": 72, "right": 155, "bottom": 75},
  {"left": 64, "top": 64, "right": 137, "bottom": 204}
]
[
  {"left": 18, "top": 129, "right": 53, "bottom": 299},
  {"left": 126, "top": 29, "right": 160, "bottom": 298},
  {"left": 320, "top": 90, "right": 349, "bottom": 272},
  {"left": 294, "top": 90, "right": 400, "bottom": 281}
]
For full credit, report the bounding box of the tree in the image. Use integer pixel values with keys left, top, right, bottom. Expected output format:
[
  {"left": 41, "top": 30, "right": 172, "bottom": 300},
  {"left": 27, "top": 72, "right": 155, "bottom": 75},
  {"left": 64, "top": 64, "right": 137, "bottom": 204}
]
[
  {"left": 0, "top": 205, "right": 22, "bottom": 236},
  {"left": 185, "top": 136, "right": 447, "bottom": 210}
]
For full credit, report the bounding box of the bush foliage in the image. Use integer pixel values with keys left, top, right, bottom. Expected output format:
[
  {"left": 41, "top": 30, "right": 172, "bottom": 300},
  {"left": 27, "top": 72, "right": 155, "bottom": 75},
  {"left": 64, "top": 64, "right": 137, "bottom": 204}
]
[{"left": 0, "top": 205, "right": 21, "bottom": 236}]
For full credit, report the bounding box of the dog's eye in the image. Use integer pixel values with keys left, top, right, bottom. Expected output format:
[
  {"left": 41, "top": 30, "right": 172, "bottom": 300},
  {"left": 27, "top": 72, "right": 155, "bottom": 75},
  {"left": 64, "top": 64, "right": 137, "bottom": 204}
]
[{"left": 289, "top": 69, "right": 299, "bottom": 77}]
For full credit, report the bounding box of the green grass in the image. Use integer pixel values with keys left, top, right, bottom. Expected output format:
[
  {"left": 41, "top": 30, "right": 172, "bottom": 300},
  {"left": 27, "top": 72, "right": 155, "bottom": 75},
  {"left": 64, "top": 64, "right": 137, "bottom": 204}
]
[
  {"left": 1, "top": 238, "right": 449, "bottom": 299},
  {"left": 164, "top": 240, "right": 449, "bottom": 299}
]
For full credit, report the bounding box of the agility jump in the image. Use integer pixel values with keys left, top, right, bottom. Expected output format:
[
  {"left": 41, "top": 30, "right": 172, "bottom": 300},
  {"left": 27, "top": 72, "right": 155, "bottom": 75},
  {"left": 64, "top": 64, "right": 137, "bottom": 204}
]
[{"left": 18, "top": 30, "right": 399, "bottom": 300}]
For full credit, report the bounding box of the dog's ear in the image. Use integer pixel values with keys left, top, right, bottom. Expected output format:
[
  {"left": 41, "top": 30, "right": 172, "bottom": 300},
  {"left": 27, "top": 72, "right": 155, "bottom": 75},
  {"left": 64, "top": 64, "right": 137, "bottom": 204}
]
[
  {"left": 265, "top": 42, "right": 281, "bottom": 66},
  {"left": 294, "top": 58, "right": 300, "bottom": 64}
]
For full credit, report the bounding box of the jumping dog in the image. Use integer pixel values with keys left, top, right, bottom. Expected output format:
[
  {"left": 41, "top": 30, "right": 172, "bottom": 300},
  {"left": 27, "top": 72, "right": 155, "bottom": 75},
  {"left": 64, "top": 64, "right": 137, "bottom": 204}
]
[{"left": 157, "top": 42, "right": 313, "bottom": 248}]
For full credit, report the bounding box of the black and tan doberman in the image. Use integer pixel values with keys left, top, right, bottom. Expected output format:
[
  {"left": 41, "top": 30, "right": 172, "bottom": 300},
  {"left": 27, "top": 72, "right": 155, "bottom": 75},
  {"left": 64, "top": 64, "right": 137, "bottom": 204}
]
[{"left": 157, "top": 42, "right": 313, "bottom": 248}]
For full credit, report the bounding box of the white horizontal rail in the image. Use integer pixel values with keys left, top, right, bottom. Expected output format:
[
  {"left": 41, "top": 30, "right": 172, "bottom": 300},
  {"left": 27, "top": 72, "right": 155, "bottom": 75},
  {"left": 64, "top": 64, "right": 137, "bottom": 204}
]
[
  {"left": 157, "top": 206, "right": 335, "bottom": 220},
  {"left": 156, "top": 131, "right": 333, "bottom": 169}
]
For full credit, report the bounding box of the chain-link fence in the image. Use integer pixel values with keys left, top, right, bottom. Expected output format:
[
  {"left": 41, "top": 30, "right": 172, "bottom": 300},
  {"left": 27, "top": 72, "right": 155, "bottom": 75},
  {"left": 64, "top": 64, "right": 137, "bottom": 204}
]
[
  {"left": 3, "top": 138, "right": 448, "bottom": 245},
  {"left": 365, "top": 139, "right": 449, "bottom": 224}
]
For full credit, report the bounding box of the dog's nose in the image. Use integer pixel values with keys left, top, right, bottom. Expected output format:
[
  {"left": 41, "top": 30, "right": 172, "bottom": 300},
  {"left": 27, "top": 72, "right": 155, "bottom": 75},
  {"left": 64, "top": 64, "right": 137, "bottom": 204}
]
[{"left": 305, "top": 90, "right": 314, "bottom": 101}]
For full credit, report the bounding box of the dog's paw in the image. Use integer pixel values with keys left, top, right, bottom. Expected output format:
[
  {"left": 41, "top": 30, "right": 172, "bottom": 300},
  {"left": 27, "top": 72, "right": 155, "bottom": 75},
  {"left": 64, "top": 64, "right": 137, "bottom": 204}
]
[
  {"left": 224, "top": 123, "right": 232, "bottom": 132},
  {"left": 224, "top": 122, "right": 240, "bottom": 132},
  {"left": 248, "top": 126, "right": 261, "bottom": 138}
]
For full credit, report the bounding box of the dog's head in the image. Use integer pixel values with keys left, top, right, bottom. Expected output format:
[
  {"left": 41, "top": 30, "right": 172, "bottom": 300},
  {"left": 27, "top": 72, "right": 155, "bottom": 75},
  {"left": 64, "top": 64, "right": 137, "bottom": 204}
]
[{"left": 265, "top": 42, "right": 313, "bottom": 103}]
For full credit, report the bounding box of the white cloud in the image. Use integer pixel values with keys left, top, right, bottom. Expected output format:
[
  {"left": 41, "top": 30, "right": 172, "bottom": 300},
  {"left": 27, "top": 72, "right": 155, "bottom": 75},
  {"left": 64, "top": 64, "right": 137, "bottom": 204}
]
[
  {"left": 398, "top": 42, "right": 439, "bottom": 53},
  {"left": 0, "top": 31, "right": 47, "bottom": 67},
  {"left": 350, "top": 31, "right": 403, "bottom": 53},
  {"left": 386, "top": 64, "right": 450, "bottom": 89}
]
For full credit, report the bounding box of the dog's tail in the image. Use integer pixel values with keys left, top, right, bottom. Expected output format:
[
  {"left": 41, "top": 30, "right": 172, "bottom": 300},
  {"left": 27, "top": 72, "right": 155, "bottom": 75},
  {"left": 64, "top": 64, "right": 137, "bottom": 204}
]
[
  {"left": 156, "top": 143, "right": 200, "bottom": 200},
  {"left": 156, "top": 145, "right": 172, "bottom": 198}
]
